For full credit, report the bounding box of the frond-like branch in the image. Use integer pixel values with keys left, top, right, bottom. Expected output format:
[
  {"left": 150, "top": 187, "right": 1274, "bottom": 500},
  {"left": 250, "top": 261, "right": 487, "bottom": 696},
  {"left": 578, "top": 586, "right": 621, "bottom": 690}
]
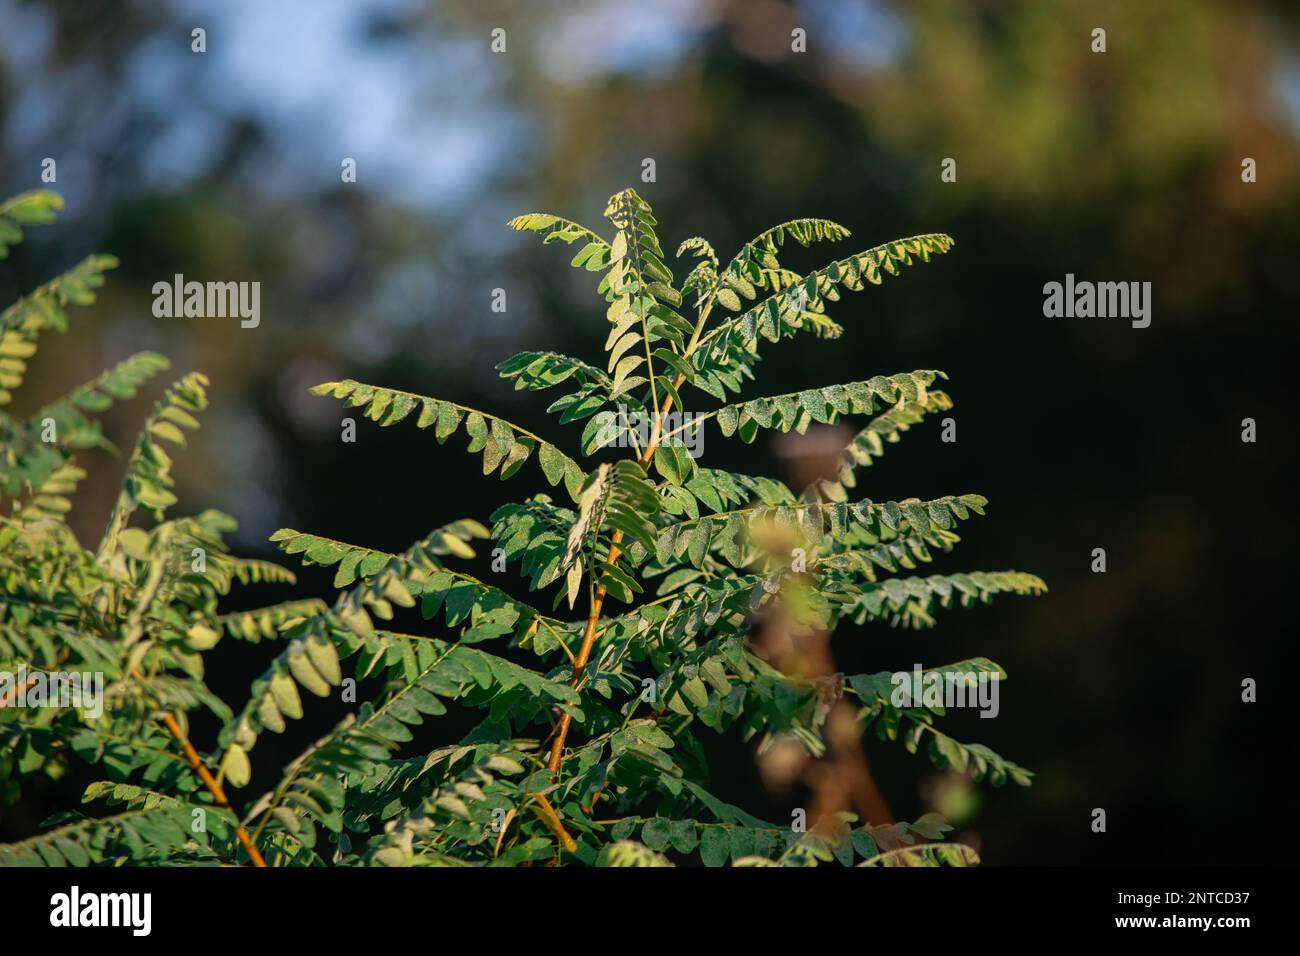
[
  {"left": 219, "top": 599, "right": 329, "bottom": 642},
  {"left": 689, "top": 234, "right": 954, "bottom": 400},
  {"left": 29, "top": 352, "right": 171, "bottom": 451},
  {"left": 653, "top": 494, "right": 990, "bottom": 569},
  {"left": 97, "top": 372, "right": 209, "bottom": 560},
  {"left": 693, "top": 370, "right": 944, "bottom": 444},
  {"left": 310, "top": 380, "right": 586, "bottom": 502},
  {"left": 839, "top": 570, "right": 1048, "bottom": 628},
  {"left": 0, "top": 801, "right": 232, "bottom": 866},
  {"left": 269, "top": 520, "right": 487, "bottom": 586},
  {"left": 857, "top": 843, "right": 980, "bottom": 867},
  {"left": 0, "top": 190, "right": 62, "bottom": 258},
  {"left": 0, "top": 254, "right": 119, "bottom": 406},
  {"left": 815, "top": 389, "right": 954, "bottom": 501},
  {"left": 508, "top": 213, "right": 609, "bottom": 252}
]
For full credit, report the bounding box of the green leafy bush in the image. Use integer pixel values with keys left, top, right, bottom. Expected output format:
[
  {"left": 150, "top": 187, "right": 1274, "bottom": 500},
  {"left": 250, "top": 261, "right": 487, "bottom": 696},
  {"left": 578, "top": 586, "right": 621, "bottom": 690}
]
[{"left": 0, "top": 188, "right": 1044, "bottom": 867}]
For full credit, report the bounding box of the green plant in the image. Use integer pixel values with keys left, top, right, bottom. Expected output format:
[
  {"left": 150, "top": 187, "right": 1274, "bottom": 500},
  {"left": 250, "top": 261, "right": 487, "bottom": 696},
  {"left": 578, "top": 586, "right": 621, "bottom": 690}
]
[
  {"left": 0, "top": 187, "right": 1045, "bottom": 868},
  {"left": 0, "top": 191, "right": 313, "bottom": 865}
]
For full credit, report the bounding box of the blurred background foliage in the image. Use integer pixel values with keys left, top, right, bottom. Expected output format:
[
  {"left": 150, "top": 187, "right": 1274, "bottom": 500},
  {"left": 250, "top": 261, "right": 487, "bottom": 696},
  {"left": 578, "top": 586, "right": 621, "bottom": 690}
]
[{"left": 1, "top": 0, "right": 1296, "bottom": 863}]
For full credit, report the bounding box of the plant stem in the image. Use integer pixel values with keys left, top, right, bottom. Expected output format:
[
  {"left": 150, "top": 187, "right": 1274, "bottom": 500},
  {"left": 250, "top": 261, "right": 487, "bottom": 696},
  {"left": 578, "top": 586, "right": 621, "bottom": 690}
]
[
  {"left": 158, "top": 711, "right": 267, "bottom": 867},
  {"left": 547, "top": 302, "right": 715, "bottom": 774},
  {"left": 529, "top": 793, "right": 577, "bottom": 853}
]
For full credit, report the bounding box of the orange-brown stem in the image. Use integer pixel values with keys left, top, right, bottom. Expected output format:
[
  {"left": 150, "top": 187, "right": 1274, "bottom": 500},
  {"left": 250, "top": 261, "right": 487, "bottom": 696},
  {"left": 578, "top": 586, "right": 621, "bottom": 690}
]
[
  {"left": 529, "top": 793, "right": 577, "bottom": 853},
  {"left": 159, "top": 712, "right": 267, "bottom": 867},
  {"left": 0, "top": 650, "right": 69, "bottom": 709},
  {"left": 547, "top": 390, "right": 677, "bottom": 774}
]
